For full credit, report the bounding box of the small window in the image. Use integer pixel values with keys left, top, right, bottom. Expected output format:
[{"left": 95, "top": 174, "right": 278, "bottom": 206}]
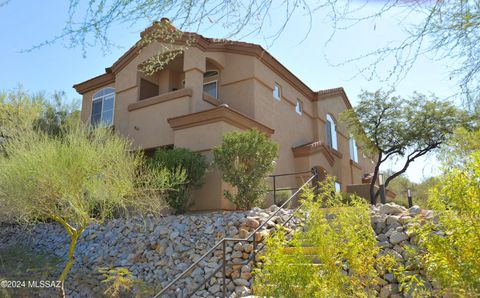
[
  {"left": 203, "top": 81, "right": 218, "bottom": 99},
  {"left": 91, "top": 87, "right": 115, "bottom": 127},
  {"left": 349, "top": 135, "right": 359, "bottom": 163},
  {"left": 273, "top": 83, "right": 281, "bottom": 101},
  {"left": 295, "top": 99, "right": 303, "bottom": 115},
  {"left": 326, "top": 114, "right": 338, "bottom": 150},
  {"left": 335, "top": 181, "right": 341, "bottom": 192}
]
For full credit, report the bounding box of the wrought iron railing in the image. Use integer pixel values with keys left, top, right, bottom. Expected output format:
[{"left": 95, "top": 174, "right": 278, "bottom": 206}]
[
  {"left": 267, "top": 170, "right": 312, "bottom": 206},
  {"left": 154, "top": 168, "right": 318, "bottom": 298}
]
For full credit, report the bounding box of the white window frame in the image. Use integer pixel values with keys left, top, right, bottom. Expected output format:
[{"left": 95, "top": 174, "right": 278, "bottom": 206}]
[
  {"left": 273, "top": 82, "right": 281, "bottom": 101},
  {"left": 326, "top": 114, "right": 338, "bottom": 150},
  {"left": 91, "top": 87, "right": 115, "bottom": 127},
  {"left": 295, "top": 99, "right": 303, "bottom": 115},
  {"left": 203, "top": 80, "right": 218, "bottom": 99},
  {"left": 349, "top": 135, "right": 359, "bottom": 163},
  {"left": 335, "top": 181, "right": 341, "bottom": 192}
]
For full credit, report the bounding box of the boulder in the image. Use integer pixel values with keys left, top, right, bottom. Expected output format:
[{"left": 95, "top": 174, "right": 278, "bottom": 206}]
[
  {"left": 408, "top": 205, "right": 422, "bottom": 216},
  {"left": 379, "top": 204, "right": 406, "bottom": 215},
  {"left": 390, "top": 231, "right": 409, "bottom": 244},
  {"left": 233, "top": 278, "right": 250, "bottom": 287},
  {"left": 245, "top": 217, "right": 260, "bottom": 229}
]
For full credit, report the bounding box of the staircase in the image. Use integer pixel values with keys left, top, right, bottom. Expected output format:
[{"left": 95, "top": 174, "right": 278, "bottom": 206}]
[{"left": 153, "top": 169, "right": 319, "bottom": 298}]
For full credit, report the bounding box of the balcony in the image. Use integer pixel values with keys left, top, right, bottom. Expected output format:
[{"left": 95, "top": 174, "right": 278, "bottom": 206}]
[{"left": 128, "top": 88, "right": 192, "bottom": 111}]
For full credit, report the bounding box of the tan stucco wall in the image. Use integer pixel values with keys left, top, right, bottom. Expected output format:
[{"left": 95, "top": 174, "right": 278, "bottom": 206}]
[
  {"left": 126, "top": 95, "right": 190, "bottom": 149},
  {"left": 173, "top": 121, "right": 240, "bottom": 211},
  {"left": 78, "top": 37, "right": 376, "bottom": 210}
]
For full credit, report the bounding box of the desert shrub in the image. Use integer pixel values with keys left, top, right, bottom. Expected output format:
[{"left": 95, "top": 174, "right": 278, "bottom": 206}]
[
  {"left": 274, "top": 189, "right": 293, "bottom": 206},
  {"left": 410, "top": 150, "right": 480, "bottom": 296},
  {"left": 0, "top": 88, "right": 77, "bottom": 143},
  {"left": 254, "top": 177, "right": 393, "bottom": 297},
  {"left": 150, "top": 148, "right": 208, "bottom": 214},
  {"left": 213, "top": 129, "right": 278, "bottom": 210},
  {"left": 0, "top": 119, "right": 171, "bottom": 296},
  {"left": 99, "top": 267, "right": 134, "bottom": 297}
]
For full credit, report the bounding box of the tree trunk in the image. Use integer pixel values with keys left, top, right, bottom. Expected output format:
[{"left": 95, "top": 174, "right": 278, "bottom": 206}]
[
  {"left": 370, "top": 152, "right": 382, "bottom": 205},
  {"left": 59, "top": 230, "right": 81, "bottom": 298}
]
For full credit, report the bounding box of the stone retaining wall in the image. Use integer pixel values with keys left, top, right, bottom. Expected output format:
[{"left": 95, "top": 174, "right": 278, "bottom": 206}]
[
  {"left": 371, "top": 203, "right": 435, "bottom": 297},
  {"left": 0, "top": 203, "right": 435, "bottom": 298},
  {"left": 0, "top": 205, "right": 298, "bottom": 298}
]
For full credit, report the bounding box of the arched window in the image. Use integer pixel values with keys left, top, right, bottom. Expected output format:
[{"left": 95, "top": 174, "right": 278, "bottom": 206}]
[
  {"left": 349, "top": 135, "right": 359, "bottom": 163},
  {"left": 326, "top": 114, "right": 338, "bottom": 150},
  {"left": 91, "top": 87, "right": 115, "bottom": 126}
]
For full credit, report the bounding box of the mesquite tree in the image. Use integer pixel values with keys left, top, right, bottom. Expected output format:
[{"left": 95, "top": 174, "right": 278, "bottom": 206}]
[
  {"left": 341, "top": 89, "right": 464, "bottom": 204},
  {"left": 9, "top": 1, "right": 480, "bottom": 105}
]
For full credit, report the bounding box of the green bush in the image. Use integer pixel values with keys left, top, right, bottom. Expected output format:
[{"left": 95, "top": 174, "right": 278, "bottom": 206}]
[
  {"left": 0, "top": 118, "right": 171, "bottom": 296},
  {"left": 150, "top": 148, "right": 208, "bottom": 214},
  {"left": 254, "top": 177, "right": 394, "bottom": 297},
  {"left": 410, "top": 149, "right": 480, "bottom": 296},
  {"left": 213, "top": 129, "right": 278, "bottom": 210},
  {"left": 274, "top": 189, "right": 293, "bottom": 206}
]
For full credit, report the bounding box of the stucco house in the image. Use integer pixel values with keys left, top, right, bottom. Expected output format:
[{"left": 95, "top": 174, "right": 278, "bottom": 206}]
[{"left": 74, "top": 19, "right": 376, "bottom": 211}]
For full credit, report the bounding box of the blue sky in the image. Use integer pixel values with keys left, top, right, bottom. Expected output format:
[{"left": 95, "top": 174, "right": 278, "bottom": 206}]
[{"left": 0, "top": 1, "right": 458, "bottom": 183}]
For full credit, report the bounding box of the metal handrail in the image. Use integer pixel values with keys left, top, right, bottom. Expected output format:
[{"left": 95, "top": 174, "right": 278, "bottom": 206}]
[
  {"left": 154, "top": 168, "right": 318, "bottom": 298},
  {"left": 268, "top": 170, "right": 312, "bottom": 205},
  {"left": 268, "top": 170, "right": 311, "bottom": 178},
  {"left": 152, "top": 239, "right": 224, "bottom": 298}
]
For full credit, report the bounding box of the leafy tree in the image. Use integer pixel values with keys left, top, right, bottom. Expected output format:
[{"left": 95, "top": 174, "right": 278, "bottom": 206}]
[
  {"left": 254, "top": 177, "right": 395, "bottom": 297},
  {"left": 0, "top": 87, "right": 78, "bottom": 154},
  {"left": 411, "top": 177, "right": 441, "bottom": 207},
  {"left": 323, "top": 1, "right": 480, "bottom": 104},
  {"left": 441, "top": 127, "right": 480, "bottom": 168},
  {"left": 213, "top": 129, "right": 278, "bottom": 210},
  {"left": 0, "top": 115, "right": 171, "bottom": 296},
  {"left": 9, "top": 1, "right": 480, "bottom": 104},
  {"left": 383, "top": 171, "right": 415, "bottom": 207},
  {"left": 32, "top": 91, "right": 79, "bottom": 137},
  {"left": 1, "top": 87, "right": 45, "bottom": 144},
  {"left": 341, "top": 89, "right": 463, "bottom": 204},
  {"left": 149, "top": 147, "right": 208, "bottom": 214}
]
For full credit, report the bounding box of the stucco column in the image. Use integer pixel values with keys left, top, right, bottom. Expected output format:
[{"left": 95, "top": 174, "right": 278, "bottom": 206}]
[
  {"left": 312, "top": 100, "right": 320, "bottom": 141},
  {"left": 183, "top": 47, "right": 208, "bottom": 113},
  {"left": 158, "top": 69, "right": 170, "bottom": 94}
]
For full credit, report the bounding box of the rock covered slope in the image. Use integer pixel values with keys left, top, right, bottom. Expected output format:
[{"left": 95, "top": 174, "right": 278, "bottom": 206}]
[
  {"left": 0, "top": 206, "right": 298, "bottom": 297},
  {"left": 371, "top": 203, "right": 434, "bottom": 298},
  {"left": 0, "top": 203, "right": 434, "bottom": 298}
]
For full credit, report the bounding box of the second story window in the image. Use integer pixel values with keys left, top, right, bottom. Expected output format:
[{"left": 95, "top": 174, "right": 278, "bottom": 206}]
[
  {"left": 91, "top": 87, "right": 115, "bottom": 127},
  {"left": 273, "top": 83, "right": 281, "bottom": 101},
  {"left": 295, "top": 99, "right": 303, "bottom": 115},
  {"left": 203, "top": 70, "right": 219, "bottom": 99},
  {"left": 203, "top": 81, "right": 218, "bottom": 99},
  {"left": 326, "top": 114, "right": 338, "bottom": 150},
  {"left": 349, "top": 135, "right": 359, "bottom": 163}
]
